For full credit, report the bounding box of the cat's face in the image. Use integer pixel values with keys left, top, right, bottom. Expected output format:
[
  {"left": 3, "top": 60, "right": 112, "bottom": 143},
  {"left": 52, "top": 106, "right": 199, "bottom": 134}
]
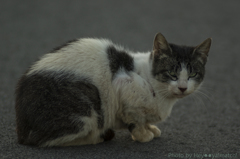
[{"left": 151, "top": 33, "right": 211, "bottom": 98}]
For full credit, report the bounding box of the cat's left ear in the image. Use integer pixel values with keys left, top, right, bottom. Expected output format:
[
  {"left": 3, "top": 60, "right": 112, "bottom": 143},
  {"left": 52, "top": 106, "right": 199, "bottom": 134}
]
[{"left": 193, "top": 38, "right": 212, "bottom": 65}]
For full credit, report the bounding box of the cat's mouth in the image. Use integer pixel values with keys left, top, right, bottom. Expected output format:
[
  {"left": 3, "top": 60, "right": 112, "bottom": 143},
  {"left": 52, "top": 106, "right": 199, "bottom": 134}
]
[{"left": 173, "top": 93, "right": 187, "bottom": 98}]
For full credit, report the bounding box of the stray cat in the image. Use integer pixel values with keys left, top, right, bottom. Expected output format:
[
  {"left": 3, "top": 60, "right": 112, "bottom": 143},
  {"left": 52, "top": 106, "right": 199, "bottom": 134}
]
[{"left": 15, "top": 33, "right": 211, "bottom": 147}]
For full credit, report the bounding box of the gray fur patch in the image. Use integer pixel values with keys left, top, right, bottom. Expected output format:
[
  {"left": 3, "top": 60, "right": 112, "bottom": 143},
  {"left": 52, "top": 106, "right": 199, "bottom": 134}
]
[
  {"left": 107, "top": 46, "right": 134, "bottom": 78},
  {"left": 152, "top": 44, "right": 205, "bottom": 83},
  {"left": 15, "top": 70, "right": 103, "bottom": 146}
]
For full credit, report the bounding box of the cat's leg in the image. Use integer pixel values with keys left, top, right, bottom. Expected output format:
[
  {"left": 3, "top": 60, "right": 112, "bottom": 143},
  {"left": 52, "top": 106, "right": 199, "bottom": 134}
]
[
  {"left": 146, "top": 124, "right": 161, "bottom": 137},
  {"left": 59, "top": 133, "right": 104, "bottom": 147},
  {"left": 120, "top": 111, "right": 155, "bottom": 143},
  {"left": 128, "top": 124, "right": 161, "bottom": 142},
  {"left": 114, "top": 72, "right": 157, "bottom": 142},
  {"left": 45, "top": 128, "right": 115, "bottom": 147},
  {"left": 60, "top": 129, "right": 114, "bottom": 146},
  {"left": 128, "top": 124, "right": 154, "bottom": 142}
]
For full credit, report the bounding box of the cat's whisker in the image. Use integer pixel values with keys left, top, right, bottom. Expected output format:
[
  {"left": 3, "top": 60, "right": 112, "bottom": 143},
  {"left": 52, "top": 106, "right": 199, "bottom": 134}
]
[
  {"left": 199, "top": 84, "right": 214, "bottom": 91},
  {"left": 191, "top": 92, "right": 208, "bottom": 109},
  {"left": 158, "top": 92, "right": 171, "bottom": 100},
  {"left": 158, "top": 96, "right": 167, "bottom": 105},
  {"left": 154, "top": 88, "right": 168, "bottom": 93},
  {"left": 154, "top": 90, "right": 169, "bottom": 102},
  {"left": 198, "top": 85, "right": 218, "bottom": 97},
  {"left": 195, "top": 90, "right": 210, "bottom": 100},
  {"left": 198, "top": 85, "right": 213, "bottom": 93},
  {"left": 162, "top": 91, "right": 171, "bottom": 101},
  {"left": 189, "top": 93, "right": 198, "bottom": 104},
  {"left": 195, "top": 89, "right": 215, "bottom": 106},
  {"left": 154, "top": 89, "right": 169, "bottom": 95}
]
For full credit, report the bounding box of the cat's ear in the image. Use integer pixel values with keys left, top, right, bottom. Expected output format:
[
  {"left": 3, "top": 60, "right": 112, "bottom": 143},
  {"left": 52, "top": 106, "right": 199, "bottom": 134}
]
[
  {"left": 193, "top": 38, "right": 212, "bottom": 65},
  {"left": 153, "top": 33, "right": 171, "bottom": 53}
]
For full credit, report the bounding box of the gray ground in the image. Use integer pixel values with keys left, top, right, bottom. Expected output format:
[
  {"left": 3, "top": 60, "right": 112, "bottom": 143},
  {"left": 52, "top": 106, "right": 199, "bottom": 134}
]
[{"left": 0, "top": 0, "right": 239, "bottom": 159}]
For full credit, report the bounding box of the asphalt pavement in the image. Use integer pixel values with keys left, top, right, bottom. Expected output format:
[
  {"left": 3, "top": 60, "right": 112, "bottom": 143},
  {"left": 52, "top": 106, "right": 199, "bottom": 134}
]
[{"left": 0, "top": 0, "right": 239, "bottom": 158}]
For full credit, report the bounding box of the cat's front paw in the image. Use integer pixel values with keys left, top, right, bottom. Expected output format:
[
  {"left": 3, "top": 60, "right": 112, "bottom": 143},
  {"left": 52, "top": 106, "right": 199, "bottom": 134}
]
[
  {"left": 147, "top": 124, "right": 161, "bottom": 137},
  {"left": 131, "top": 127, "right": 154, "bottom": 142}
]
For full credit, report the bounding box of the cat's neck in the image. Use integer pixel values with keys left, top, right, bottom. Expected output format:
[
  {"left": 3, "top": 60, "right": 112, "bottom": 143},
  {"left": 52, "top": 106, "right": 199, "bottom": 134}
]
[
  {"left": 132, "top": 51, "right": 178, "bottom": 101},
  {"left": 132, "top": 51, "right": 152, "bottom": 81}
]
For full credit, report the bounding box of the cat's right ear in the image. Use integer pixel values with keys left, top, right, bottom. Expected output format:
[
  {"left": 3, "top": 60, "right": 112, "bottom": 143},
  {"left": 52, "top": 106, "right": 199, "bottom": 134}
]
[{"left": 153, "top": 33, "right": 171, "bottom": 54}]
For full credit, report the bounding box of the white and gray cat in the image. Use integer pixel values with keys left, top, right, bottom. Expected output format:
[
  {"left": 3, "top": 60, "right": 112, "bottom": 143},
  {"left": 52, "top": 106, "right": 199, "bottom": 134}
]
[{"left": 15, "top": 33, "right": 211, "bottom": 147}]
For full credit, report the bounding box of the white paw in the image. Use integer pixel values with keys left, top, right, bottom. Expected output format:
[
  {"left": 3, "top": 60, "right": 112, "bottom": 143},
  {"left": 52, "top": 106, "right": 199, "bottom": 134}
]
[
  {"left": 131, "top": 129, "right": 154, "bottom": 142},
  {"left": 147, "top": 124, "right": 161, "bottom": 137}
]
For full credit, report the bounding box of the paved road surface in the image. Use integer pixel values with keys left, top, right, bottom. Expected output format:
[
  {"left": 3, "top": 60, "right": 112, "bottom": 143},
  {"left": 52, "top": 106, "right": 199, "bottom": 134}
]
[{"left": 0, "top": 1, "right": 239, "bottom": 158}]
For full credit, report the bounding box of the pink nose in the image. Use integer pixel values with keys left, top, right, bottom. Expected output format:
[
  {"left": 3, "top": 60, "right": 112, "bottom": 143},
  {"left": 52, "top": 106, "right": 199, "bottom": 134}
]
[{"left": 178, "top": 87, "right": 187, "bottom": 93}]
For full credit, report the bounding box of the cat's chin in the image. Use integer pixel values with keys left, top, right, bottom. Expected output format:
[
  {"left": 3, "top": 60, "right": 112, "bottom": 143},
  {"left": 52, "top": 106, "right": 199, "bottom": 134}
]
[{"left": 173, "top": 93, "right": 188, "bottom": 98}]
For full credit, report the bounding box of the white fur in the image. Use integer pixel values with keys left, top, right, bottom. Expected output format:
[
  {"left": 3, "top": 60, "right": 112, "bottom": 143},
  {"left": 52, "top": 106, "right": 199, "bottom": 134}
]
[
  {"left": 28, "top": 38, "right": 186, "bottom": 146},
  {"left": 169, "top": 67, "right": 199, "bottom": 98}
]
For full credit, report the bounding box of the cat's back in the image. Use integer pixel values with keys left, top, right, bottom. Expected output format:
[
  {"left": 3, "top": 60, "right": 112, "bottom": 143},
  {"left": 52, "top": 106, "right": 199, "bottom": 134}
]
[{"left": 27, "top": 38, "right": 113, "bottom": 77}]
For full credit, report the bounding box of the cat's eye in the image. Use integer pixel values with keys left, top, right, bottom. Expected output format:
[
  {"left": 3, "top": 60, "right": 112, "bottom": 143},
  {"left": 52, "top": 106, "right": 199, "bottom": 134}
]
[
  {"left": 168, "top": 70, "right": 176, "bottom": 77},
  {"left": 189, "top": 72, "right": 197, "bottom": 78}
]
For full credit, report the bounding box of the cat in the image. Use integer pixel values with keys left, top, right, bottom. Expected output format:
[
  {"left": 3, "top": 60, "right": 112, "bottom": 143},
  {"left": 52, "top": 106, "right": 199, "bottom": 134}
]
[{"left": 15, "top": 33, "right": 211, "bottom": 147}]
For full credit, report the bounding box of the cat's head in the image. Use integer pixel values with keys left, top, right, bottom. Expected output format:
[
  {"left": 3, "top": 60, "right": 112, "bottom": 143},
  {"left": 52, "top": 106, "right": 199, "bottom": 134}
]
[{"left": 151, "top": 33, "right": 211, "bottom": 98}]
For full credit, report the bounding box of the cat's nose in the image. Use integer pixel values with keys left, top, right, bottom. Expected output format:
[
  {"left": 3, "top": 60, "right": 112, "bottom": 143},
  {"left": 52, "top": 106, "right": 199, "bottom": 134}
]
[{"left": 178, "top": 87, "right": 187, "bottom": 93}]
